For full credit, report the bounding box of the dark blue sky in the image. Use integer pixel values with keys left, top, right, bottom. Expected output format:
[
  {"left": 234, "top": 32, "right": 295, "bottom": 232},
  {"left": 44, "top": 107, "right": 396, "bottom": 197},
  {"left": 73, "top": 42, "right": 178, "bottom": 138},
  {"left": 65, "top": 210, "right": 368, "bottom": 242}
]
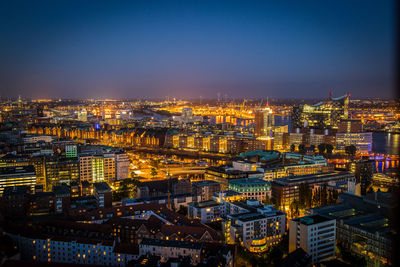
[{"left": 0, "top": 0, "right": 396, "bottom": 99}]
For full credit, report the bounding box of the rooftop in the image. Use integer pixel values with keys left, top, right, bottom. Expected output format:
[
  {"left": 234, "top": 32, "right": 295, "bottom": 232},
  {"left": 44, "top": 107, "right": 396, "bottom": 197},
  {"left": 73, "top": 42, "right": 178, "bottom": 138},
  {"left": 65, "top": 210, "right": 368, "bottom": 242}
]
[
  {"left": 0, "top": 165, "right": 36, "bottom": 175},
  {"left": 238, "top": 150, "right": 281, "bottom": 162},
  {"left": 93, "top": 182, "right": 111, "bottom": 193},
  {"left": 189, "top": 200, "right": 221, "bottom": 209},
  {"left": 228, "top": 212, "right": 267, "bottom": 222},
  {"left": 272, "top": 171, "right": 353, "bottom": 185},
  {"left": 140, "top": 238, "right": 203, "bottom": 250},
  {"left": 293, "top": 214, "right": 334, "bottom": 225},
  {"left": 229, "top": 178, "right": 270, "bottom": 186},
  {"left": 192, "top": 180, "right": 220, "bottom": 187}
]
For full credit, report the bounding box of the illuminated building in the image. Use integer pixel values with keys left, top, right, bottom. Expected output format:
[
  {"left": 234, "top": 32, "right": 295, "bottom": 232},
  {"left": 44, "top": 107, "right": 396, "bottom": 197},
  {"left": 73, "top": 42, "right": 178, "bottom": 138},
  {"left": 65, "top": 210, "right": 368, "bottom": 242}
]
[
  {"left": 93, "top": 182, "right": 112, "bottom": 208},
  {"left": 23, "top": 135, "right": 54, "bottom": 143},
  {"left": 192, "top": 180, "right": 221, "bottom": 201},
  {"left": 236, "top": 150, "right": 281, "bottom": 165},
  {"left": 92, "top": 155, "right": 104, "bottom": 183},
  {"left": 349, "top": 160, "right": 374, "bottom": 195},
  {"left": 188, "top": 200, "right": 221, "bottom": 223},
  {"left": 53, "top": 184, "right": 70, "bottom": 213},
  {"left": 289, "top": 214, "right": 336, "bottom": 265},
  {"left": 44, "top": 157, "right": 79, "bottom": 190},
  {"left": 31, "top": 156, "right": 46, "bottom": 187},
  {"left": 292, "top": 94, "right": 349, "bottom": 129},
  {"left": 0, "top": 166, "right": 36, "bottom": 196},
  {"left": 115, "top": 152, "right": 129, "bottom": 180},
  {"left": 337, "top": 119, "right": 363, "bottom": 133},
  {"left": 0, "top": 154, "right": 46, "bottom": 187},
  {"left": 289, "top": 132, "right": 303, "bottom": 147},
  {"left": 228, "top": 178, "right": 271, "bottom": 202},
  {"left": 309, "top": 133, "right": 324, "bottom": 146},
  {"left": 271, "top": 172, "right": 355, "bottom": 210},
  {"left": 372, "top": 173, "right": 399, "bottom": 192},
  {"left": 213, "top": 190, "right": 245, "bottom": 205},
  {"left": 79, "top": 154, "right": 93, "bottom": 183},
  {"left": 335, "top": 132, "right": 372, "bottom": 153},
  {"left": 65, "top": 144, "right": 78, "bottom": 158},
  {"left": 205, "top": 166, "right": 264, "bottom": 190},
  {"left": 103, "top": 153, "right": 116, "bottom": 182},
  {"left": 254, "top": 107, "right": 274, "bottom": 138},
  {"left": 173, "top": 107, "right": 203, "bottom": 123},
  {"left": 77, "top": 108, "right": 87, "bottom": 121},
  {"left": 308, "top": 193, "right": 394, "bottom": 266},
  {"left": 7, "top": 234, "right": 136, "bottom": 266},
  {"left": 273, "top": 132, "right": 290, "bottom": 150},
  {"left": 223, "top": 200, "right": 285, "bottom": 252},
  {"left": 139, "top": 238, "right": 203, "bottom": 265}
]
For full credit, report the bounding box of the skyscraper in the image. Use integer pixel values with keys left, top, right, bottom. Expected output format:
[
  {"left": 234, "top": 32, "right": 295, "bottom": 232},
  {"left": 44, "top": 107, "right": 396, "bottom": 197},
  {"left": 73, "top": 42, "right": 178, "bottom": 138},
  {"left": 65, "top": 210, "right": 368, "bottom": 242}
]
[
  {"left": 292, "top": 93, "right": 349, "bottom": 129},
  {"left": 254, "top": 107, "right": 274, "bottom": 138}
]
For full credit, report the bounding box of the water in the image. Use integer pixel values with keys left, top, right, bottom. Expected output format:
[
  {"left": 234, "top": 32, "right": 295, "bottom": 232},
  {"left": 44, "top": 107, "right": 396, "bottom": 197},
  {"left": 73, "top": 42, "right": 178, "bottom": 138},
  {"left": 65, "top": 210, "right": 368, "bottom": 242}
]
[
  {"left": 372, "top": 132, "right": 400, "bottom": 155},
  {"left": 275, "top": 116, "right": 399, "bottom": 155}
]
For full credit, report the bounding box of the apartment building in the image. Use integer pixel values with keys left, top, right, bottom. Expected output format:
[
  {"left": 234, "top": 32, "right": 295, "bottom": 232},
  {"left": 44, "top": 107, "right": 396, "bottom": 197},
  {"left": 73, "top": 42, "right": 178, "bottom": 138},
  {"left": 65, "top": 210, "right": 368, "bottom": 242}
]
[{"left": 289, "top": 214, "right": 336, "bottom": 265}]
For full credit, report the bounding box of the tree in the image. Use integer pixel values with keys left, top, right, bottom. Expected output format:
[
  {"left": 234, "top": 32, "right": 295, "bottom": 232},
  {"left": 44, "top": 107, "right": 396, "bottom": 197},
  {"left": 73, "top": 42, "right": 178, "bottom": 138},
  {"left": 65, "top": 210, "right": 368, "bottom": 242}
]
[
  {"left": 150, "top": 167, "right": 158, "bottom": 178},
  {"left": 325, "top": 144, "right": 333, "bottom": 155},
  {"left": 332, "top": 189, "right": 339, "bottom": 203},
  {"left": 299, "top": 183, "right": 312, "bottom": 209},
  {"left": 290, "top": 200, "right": 299, "bottom": 218},
  {"left": 345, "top": 145, "right": 357, "bottom": 157},
  {"left": 359, "top": 163, "right": 373, "bottom": 195},
  {"left": 321, "top": 184, "right": 328, "bottom": 206},
  {"left": 298, "top": 144, "right": 306, "bottom": 154},
  {"left": 290, "top": 144, "right": 296, "bottom": 152},
  {"left": 318, "top": 143, "right": 327, "bottom": 154},
  {"left": 264, "top": 193, "right": 272, "bottom": 205},
  {"left": 177, "top": 205, "right": 188, "bottom": 216},
  {"left": 269, "top": 246, "right": 284, "bottom": 266},
  {"left": 113, "top": 178, "right": 140, "bottom": 201}
]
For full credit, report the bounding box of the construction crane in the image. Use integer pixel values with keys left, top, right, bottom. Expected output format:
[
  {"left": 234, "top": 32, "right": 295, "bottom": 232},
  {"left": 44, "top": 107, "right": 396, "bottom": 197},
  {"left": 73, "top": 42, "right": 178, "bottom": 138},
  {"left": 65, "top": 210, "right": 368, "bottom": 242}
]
[{"left": 241, "top": 99, "right": 247, "bottom": 111}]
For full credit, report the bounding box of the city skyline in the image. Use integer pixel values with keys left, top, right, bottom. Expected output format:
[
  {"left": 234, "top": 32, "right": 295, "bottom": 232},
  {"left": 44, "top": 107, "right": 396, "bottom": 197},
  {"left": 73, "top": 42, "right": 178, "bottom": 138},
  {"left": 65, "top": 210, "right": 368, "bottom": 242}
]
[{"left": 0, "top": 0, "right": 396, "bottom": 99}]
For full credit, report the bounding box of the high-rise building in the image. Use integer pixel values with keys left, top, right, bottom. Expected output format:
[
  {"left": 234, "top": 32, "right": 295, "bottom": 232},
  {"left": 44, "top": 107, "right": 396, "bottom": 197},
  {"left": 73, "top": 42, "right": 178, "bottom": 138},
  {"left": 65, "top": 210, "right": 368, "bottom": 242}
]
[
  {"left": 103, "top": 153, "right": 116, "bottom": 182},
  {"left": 292, "top": 93, "right": 349, "bottom": 129},
  {"left": 223, "top": 200, "right": 286, "bottom": 252},
  {"left": 336, "top": 132, "right": 372, "bottom": 153},
  {"left": 65, "top": 144, "right": 78, "bottom": 158},
  {"left": 289, "top": 214, "right": 336, "bottom": 265},
  {"left": 349, "top": 160, "right": 374, "bottom": 195},
  {"left": 79, "top": 154, "right": 93, "bottom": 183},
  {"left": 93, "top": 182, "right": 112, "bottom": 208},
  {"left": 0, "top": 166, "right": 36, "bottom": 195},
  {"left": 337, "top": 119, "right": 363, "bottom": 133},
  {"left": 271, "top": 171, "right": 355, "bottom": 210},
  {"left": 115, "top": 152, "right": 129, "bottom": 180},
  {"left": 92, "top": 155, "right": 104, "bottom": 183},
  {"left": 254, "top": 108, "right": 274, "bottom": 138},
  {"left": 44, "top": 157, "right": 79, "bottom": 190}
]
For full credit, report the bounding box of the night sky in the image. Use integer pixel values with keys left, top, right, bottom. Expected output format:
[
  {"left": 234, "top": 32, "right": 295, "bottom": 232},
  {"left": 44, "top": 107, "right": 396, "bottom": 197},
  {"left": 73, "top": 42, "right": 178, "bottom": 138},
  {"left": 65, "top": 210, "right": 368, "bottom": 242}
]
[{"left": 0, "top": 0, "right": 396, "bottom": 99}]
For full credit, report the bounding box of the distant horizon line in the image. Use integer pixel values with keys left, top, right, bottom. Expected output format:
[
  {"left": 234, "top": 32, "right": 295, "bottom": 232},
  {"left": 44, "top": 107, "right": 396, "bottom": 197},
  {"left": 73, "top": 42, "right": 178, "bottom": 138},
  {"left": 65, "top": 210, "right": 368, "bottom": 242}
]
[{"left": 0, "top": 96, "right": 396, "bottom": 102}]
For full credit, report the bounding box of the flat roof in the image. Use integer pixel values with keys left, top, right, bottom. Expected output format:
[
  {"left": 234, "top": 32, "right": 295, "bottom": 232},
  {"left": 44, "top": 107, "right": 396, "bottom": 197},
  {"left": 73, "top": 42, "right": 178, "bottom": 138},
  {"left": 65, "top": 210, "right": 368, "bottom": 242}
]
[
  {"left": 229, "top": 178, "right": 269, "bottom": 185},
  {"left": 190, "top": 200, "right": 220, "bottom": 208},
  {"left": 293, "top": 214, "right": 334, "bottom": 225},
  {"left": 229, "top": 212, "right": 266, "bottom": 222},
  {"left": 140, "top": 238, "right": 202, "bottom": 250},
  {"left": 0, "top": 165, "right": 36, "bottom": 175},
  {"left": 192, "top": 180, "right": 220, "bottom": 187},
  {"left": 272, "top": 171, "right": 353, "bottom": 185}
]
